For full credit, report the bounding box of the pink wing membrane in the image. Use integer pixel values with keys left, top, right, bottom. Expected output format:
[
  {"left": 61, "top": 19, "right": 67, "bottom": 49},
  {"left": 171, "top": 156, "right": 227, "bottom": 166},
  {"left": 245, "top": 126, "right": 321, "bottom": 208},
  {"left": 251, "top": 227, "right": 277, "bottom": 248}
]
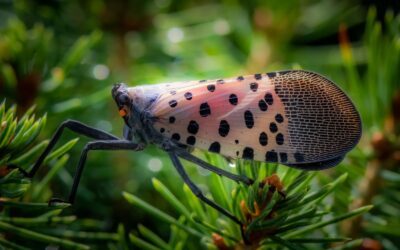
[{"left": 149, "top": 71, "right": 361, "bottom": 167}]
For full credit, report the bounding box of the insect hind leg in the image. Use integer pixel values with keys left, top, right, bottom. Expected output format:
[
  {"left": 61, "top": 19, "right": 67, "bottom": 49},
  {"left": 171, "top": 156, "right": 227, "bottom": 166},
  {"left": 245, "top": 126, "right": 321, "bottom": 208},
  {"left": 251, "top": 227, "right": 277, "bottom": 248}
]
[
  {"left": 50, "top": 140, "right": 143, "bottom": 205},
  {"left": 27, "top": 119, "right": 120, "bottom": 178},
  {"left": 169, "top": 153, "right": 250, "bottom": 244},
  {"left": 174, "top": 149, "right": 254, "bottom": 185}
]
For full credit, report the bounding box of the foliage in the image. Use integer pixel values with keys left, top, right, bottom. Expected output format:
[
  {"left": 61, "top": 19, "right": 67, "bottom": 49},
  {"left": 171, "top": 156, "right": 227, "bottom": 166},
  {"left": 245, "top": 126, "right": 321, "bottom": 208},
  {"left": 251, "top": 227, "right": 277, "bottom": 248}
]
[
  {"left": 124, "top": 159, "right": 372, "bottom": 249},
  {"left": 0, "top": 101, "right": 85, "bottom": 249}
]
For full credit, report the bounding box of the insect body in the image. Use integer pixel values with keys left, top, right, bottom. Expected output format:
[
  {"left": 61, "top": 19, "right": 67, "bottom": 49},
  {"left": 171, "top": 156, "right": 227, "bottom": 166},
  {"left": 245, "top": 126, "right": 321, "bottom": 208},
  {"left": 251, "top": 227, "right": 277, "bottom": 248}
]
[
  {"left": 25, "top": 70, "right": 361, "bottom": 243},
  {"left": 115, "top": 70, "right": 361, "bottom": 169}
]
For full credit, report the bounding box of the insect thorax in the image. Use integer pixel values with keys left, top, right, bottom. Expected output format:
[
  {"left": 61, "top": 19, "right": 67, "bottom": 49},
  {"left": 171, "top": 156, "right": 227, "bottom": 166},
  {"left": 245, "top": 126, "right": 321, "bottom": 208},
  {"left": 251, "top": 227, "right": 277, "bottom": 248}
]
[{"left": 124, "top": 86, "right": 164, "bottom": 145}]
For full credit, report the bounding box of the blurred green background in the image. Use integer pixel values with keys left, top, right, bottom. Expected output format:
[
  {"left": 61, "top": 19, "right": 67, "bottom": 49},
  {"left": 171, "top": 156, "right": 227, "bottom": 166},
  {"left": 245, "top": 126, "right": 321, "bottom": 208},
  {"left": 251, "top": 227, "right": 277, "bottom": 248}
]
[{"left": 0, "top": 0, "right": 399, "bottom": 249}]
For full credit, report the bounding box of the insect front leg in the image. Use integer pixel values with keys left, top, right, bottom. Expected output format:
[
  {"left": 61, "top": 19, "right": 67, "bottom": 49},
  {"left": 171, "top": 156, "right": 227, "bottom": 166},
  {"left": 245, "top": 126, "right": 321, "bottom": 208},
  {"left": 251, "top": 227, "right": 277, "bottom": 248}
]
[
  {"left": 27, "top": 119, "right": 120, "bottom": 178},
  {"left": 50, "top": 140, "right": 143, "bottom": 205},
  {"left": 169, "top": 153, "right": 250, "bottom": 245},
  {"left": 174, "top": 149, "right": 254, "bottom": 185}
]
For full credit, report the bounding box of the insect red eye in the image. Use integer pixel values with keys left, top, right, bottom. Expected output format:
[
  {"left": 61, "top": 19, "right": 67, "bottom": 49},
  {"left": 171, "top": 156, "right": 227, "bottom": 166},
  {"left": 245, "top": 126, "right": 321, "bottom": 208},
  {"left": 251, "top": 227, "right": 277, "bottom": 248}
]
[{"left": 119, "top": 108, "right": 127, "bottom": 117}]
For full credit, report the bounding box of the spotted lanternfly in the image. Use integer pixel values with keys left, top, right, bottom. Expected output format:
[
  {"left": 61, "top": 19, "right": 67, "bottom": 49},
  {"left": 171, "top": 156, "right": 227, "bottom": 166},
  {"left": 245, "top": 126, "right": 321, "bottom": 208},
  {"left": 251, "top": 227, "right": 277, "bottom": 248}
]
[{"left": 24, "top": 70, "right": 361, "bottom": 241}]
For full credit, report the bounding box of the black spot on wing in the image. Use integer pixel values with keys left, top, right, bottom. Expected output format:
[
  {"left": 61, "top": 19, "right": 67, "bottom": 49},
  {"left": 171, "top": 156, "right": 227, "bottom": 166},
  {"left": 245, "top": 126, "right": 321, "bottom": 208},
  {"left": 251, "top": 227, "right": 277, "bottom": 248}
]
[
  {"left": 264, "top": 93, "right": 273, "bottom": 105},
  {"left": 242, "top": 147, "right": 254, "bottom": 160},
  {"left": 207, "top": 84, "right": 216, "bottom": 92},
  {"left": 266, "top": 72, "right": 276, "bottom": 78},
  {"left": 269, "top": 122, "right": 278, "bottom": 133},
  {"left": 169, "top": 100, "right": 177, "bottom": 108},
  {"left": 254, "top": 73, "right": 262, "bottom": 80},
  {"left": 244, "top": 110, "right": 254, "bottom": 128},
  {"left": 258, "top": 99, "right": 268, "bottom": 111},
  {"left": 250, "top": 82, "right": 258, "bottom": 92},
  {"left": 276, "top": 133, "right": 284, "bottom": 145},
  {"left": 209, "top": 142, "right": 221, "bottom": 153},
  {"left": 187, "top": 120, "right": 199, "bottom": 134},
  {"left": 259, "top": 132, "right": 268, "bottom": 146},
  {"left": 218, "top": 120, "right": 230, "bottom": 137},
  {"left": 229, "top": 94, "right": 238, "bottom": 105},
  {"left": 184, "top": 92, "right": 192, "bottom": 100},
  {"left": 279, "top": 152, "right": 288, "bottom": 162},
  {"left": 266, "top": 151, "right": 278, "bottom": 162},
  {"left": 199, "top": 102, "right": 211, "bottom": 117},
  {"left": 275, "top": 114, "right": 284, "bottom": 123},
  {"left": 186, "top": 136, "right": 196, "bottom": 145},
  {"left": 169, "top": 116, "right": 175, "bottom": 124},
  {"left": 172, "top": 133, "right": 181, "bottom": 141},
  {"left": 237, "top": 76, "right": 244, "bottom": 81}
]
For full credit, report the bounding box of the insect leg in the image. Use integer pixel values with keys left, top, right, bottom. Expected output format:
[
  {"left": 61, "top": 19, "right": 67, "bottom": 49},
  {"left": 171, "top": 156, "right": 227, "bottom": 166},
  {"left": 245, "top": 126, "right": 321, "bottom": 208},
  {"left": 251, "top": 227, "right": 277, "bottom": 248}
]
[
  {"left": 169, "top": 153, "right": 250, "bottom": 244},
  {"left": 175, "top": 150, "right": 254, "bottom": 185},
  {"left": 50, "top": 140, "right": 143, "bottom": 205},
  {"left": 27, "top": 119, "right": 120, "bottom": 178}
]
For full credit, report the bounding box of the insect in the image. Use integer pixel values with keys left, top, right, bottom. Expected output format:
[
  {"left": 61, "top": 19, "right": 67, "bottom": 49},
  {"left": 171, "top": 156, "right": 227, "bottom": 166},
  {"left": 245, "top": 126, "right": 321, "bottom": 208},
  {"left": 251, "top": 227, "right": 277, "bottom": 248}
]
[{"left": 24, "top": 70, "right": 361, "bottom": 241}]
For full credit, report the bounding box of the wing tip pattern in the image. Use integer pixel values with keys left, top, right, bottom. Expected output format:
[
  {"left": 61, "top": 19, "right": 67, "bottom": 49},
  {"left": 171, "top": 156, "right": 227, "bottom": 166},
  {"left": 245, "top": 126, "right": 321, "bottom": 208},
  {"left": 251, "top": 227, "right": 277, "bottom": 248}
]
[{"left": 269, "top": 70, "right": 362, "bottom": 166}]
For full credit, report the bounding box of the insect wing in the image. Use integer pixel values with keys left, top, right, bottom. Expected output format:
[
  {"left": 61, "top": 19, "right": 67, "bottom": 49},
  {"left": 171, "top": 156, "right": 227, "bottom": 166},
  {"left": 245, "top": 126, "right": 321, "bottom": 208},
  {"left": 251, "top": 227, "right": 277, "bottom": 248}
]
[{"left": 150, "top": 71, "right": 361, "bottom": 169}]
